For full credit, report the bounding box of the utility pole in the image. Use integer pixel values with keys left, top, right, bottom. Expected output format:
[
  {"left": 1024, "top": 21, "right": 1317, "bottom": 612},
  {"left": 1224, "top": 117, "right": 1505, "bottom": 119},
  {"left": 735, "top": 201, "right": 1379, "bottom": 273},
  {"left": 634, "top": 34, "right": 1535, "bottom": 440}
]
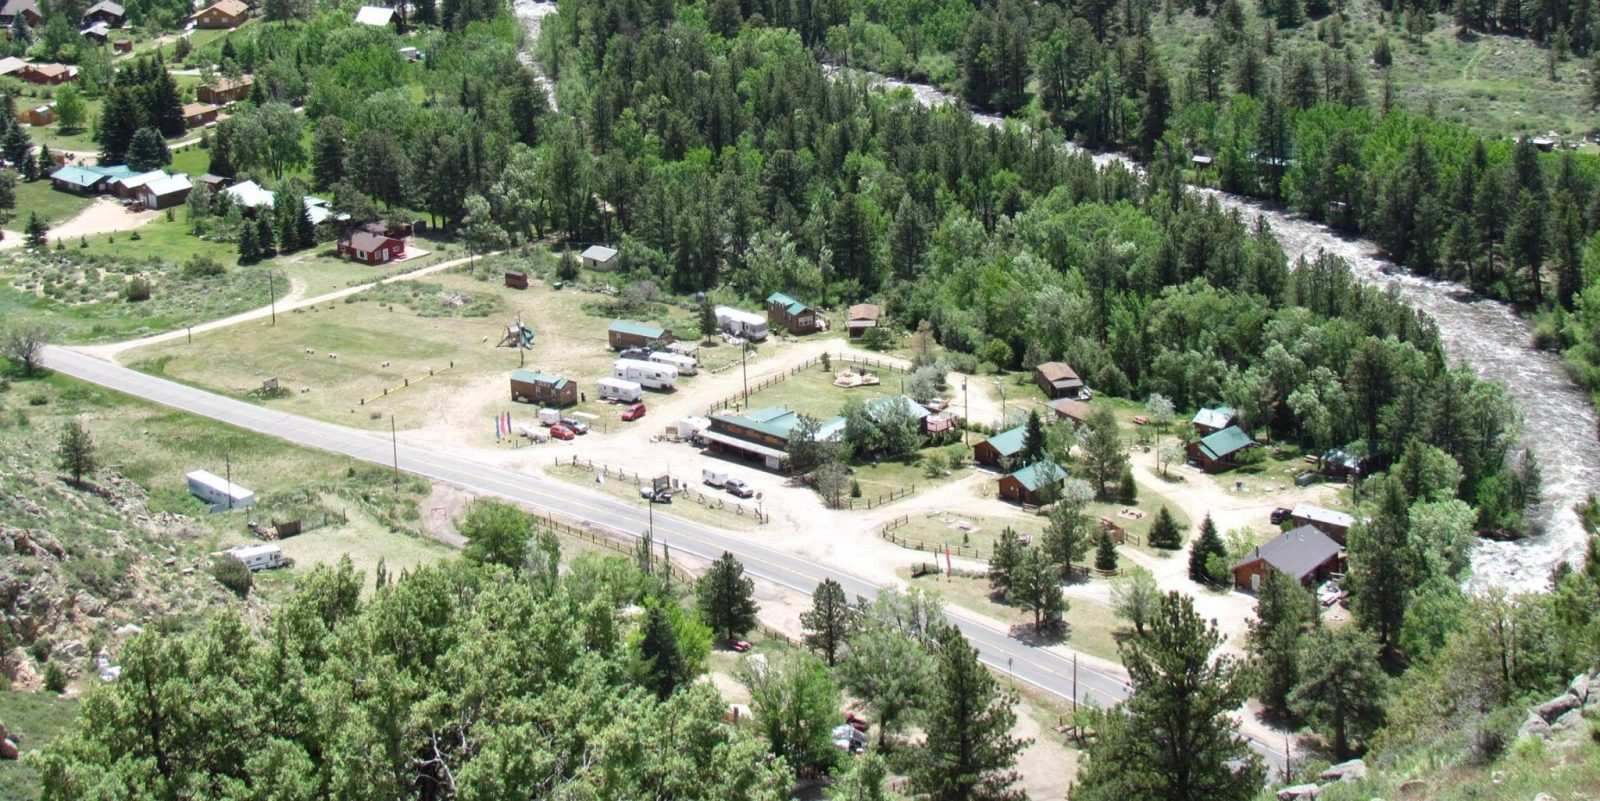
[
  {"left": 741, "top": 343, "right": 750, "bottom": 407},
  {"left": 1072, "top": 652, "right": 1078, "bottom": 707},
  {"left": 995, "top": 379, "right": 1006, "bottom": 423},
  {"left": 267, "top": 270, "right": 277, "bottom": 326},
  {"left": 962, "top": 380, "right": 969, "bottom": 445},
  {"left": 390, "top": 415, "right": 399, "bottom": 484}
]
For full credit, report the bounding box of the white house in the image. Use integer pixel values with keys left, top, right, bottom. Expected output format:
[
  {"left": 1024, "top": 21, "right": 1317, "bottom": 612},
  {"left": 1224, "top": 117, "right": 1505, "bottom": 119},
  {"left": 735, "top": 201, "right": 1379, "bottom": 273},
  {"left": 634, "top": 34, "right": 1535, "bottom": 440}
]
[
  {"left": 613, "top": 358, "right": 677, "bottom": 390},
  {"left": 186, "top": 469, "right": 255, "bottom": 511},
  {"left": 581, "top": 244, "right": 619, "bottom": 271},
  {"left": 715, "top": 305, "right": 768, "bottom": 340}
]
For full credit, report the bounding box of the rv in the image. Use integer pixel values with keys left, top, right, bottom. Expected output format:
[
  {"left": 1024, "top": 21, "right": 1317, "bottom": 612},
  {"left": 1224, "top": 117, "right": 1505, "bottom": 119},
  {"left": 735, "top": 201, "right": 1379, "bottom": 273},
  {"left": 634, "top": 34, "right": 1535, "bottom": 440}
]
[
  {"left": 613, "top": 359, "right": 678, "bottom": 390},
  {"left": 186, "top": 469, "right": 255, "bottom": 512},
  {"left": 648, "top": 351, "right": 698, "bottom": 375},
  {"left": 227, "top": 543, "right": 285, "bottom": 572},
  {"left": 715, "top": 306, "right": 768, "bottom": 340},
  {"left": 598, "top": 377, "right": 644, "bottom": 403}
]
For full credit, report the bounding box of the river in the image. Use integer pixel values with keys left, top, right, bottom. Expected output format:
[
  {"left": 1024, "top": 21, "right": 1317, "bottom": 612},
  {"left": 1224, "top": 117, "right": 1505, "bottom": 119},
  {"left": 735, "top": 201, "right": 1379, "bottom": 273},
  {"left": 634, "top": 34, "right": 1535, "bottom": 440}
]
[{"left": 516, "top": 17, "right": 1597, "bottom": 591}]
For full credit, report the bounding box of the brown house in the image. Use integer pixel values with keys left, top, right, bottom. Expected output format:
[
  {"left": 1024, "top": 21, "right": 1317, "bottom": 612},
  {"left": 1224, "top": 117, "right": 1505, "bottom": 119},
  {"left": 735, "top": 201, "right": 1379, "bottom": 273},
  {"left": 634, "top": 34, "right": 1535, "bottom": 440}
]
[
  {"left": 504, "top": 271, "right": 529, "bottom": 289},
  {"left": 190, "top": 0, "right": 247, "bottom": 29},
  {"left": 196, "top": 75, "right": 254, "bottom": 105},
  {"left": 0, "top": 0, "right": 41, "bottom": 26},
  {"left": 1047, "top": 398, "right": 1091, "bottom": 426},
  {"left": 1288, "top": 504, "right": 1357, "bottom": 546},
  {"left": 972, "top": 426, "right": 1027, "bottom": 469},
  {"left": 1034, "top": 362, "right": 1084, "bottom": 399},
  {"left": 182, "top": 102, "right": 219, "bottom": 128},
  {"left": 1232, "top": 525, "right": 1344, "bottom": 592},
  {"left": 81, "top": 0, "right": 125, "bottom": 26},
  {"left": 766, "top": 292, "right": 820, "bottom": 335},
  {"left": 510, "top": 370, "right": 577, "bottom": 407},
  {"left": 997, "top": 460, "right": 1065, "bottom": 506},
  {"left": 113, "top": 38, "right": 133, "bottom": 53},
  {"left": 337, "top": 227, "right": 407, "bottom": 265},
  {"left": 19, "top": 63, "right": 76, "bottom": 85},
  {"left": 607, "top": 320, "right": 672, "bottom": 350},
  {"left": 846, "top": 303, "right": 881, "bottom": 338},
  {"left": 1185, "top": 425, "right": 1255, "bottom": 473},
  {"left": 20, "top": 103, "right": 54, "bottom": 126}
]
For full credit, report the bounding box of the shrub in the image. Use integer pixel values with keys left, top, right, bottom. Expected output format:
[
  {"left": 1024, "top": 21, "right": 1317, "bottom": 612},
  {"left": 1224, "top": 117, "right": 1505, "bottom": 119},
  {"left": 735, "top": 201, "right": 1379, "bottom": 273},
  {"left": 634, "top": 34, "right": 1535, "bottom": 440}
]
[
  {"left": 43, "top": 661, "right": 68, "bottom": 694},
  {"left": 182, "top": 254, "right": 225, "bottom": 277},
  {"left": 210, "top": 556, "right": 253, "bottom": 598},
  {"left": 124, "top": 276, "right": 152, "bottom": 302},
  {"left": 850, "top": 479, "right": 862, "bottom": 498}
]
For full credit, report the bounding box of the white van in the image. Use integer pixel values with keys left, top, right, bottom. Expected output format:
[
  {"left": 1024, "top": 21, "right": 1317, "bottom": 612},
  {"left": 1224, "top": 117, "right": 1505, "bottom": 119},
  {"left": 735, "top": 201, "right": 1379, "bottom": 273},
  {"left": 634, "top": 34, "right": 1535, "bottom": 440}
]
[{"left": 598, "top": 377, "right": 643, "bottom": 402}]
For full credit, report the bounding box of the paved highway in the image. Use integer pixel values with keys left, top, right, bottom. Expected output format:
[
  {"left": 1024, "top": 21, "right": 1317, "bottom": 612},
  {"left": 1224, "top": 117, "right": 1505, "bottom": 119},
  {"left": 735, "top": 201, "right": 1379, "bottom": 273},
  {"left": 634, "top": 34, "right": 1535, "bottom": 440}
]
[{"left": 41, "top": 346, "right": 1284, "bottom": 771}]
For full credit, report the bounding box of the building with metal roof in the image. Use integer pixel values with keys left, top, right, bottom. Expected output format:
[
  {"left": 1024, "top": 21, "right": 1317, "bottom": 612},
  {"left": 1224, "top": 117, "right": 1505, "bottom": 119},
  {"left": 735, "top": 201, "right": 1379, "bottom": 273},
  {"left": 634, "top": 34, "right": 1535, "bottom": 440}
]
[{"left": 1232, "top": 525, "right": 1344, "bottom": 591}]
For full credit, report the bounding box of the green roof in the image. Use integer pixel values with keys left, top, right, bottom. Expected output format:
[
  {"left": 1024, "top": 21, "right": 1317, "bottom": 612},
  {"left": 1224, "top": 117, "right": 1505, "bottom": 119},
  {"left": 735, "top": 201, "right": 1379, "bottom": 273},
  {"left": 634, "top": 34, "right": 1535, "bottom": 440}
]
[
  {"left": 1198, "top": 425, "right": 1254, "bottom": 460},
  {"left": 866, "top": 395, "right": 930, "bottom": 421},
  {"left": 511, "top": 369, "right": 567, "bottom": 389},
  {"left": 609, "top": 320, "right": 666, "bottom": 338},
  {"left": 712, "top": 407, "right": 844, "bottom": 442},
  {"left": 767, "top": 291, "right": 811, "bottom": 315},
  {"left": 1008, "top": 460, "right": 1064, "bottom": 492},
  {"left": 980, "top": 426, "right": 1028, "bottom": 457}
]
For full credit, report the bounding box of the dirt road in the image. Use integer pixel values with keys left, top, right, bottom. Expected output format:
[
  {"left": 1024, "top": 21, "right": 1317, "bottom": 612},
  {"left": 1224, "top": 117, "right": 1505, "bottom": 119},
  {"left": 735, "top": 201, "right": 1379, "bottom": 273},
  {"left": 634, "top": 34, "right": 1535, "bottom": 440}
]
[{"left": 0, "top": 198, "right": 161, "bottom": 252}]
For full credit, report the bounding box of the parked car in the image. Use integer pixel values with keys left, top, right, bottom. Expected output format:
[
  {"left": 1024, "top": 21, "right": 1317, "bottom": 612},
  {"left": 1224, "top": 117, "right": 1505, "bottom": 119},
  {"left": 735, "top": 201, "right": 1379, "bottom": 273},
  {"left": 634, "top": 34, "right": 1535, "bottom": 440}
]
[
  {"left": 620, "top": 402, "right": 647, "bottom": 421},
  {"left": 1270, "top": 507, "right": 1292, "bottom": 525},
  {"left": 550, "top": 424, "right": 575, "bottom": 441},
  {"left": 725, "top": 479, "right": 755, "bottom": 498},
  {"left": 638, "top": 486, "right": 672, "bottom": 503},
  {"left": 561, "top": 417, "right": 590, "bottom": 434},
  {"left": 844, "top": 713, "right": 869, "bottom": 732},
  {"left": 620, "top": 347, "right": 653, "bottom": 361},
  {"left": 729, "top": 639, "right": 752, "bottom": 653},
  {"left": 926, "top": 397, "right": 947, "bottom": 411}
]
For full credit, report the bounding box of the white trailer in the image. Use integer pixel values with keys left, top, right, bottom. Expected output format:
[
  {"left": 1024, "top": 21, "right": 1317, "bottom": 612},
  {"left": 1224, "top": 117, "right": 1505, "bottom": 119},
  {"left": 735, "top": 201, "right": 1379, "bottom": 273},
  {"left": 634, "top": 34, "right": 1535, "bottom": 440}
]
[
  {"left": 648, "top": 351, "right": 698, "bottom": 375},
  {"left": 538, "top": 407, "right": 561, "bottom": 426},
  {"left": 227, "top": 543, "right": 285, "bottom": 572},
  {"left": 613, "top": 358, "right": 678, "bottom": 390},
  {"left": 715, "top": 306, "right": 768, "bottom": 340},
  {"left": 702, "top": 467, "right": 730, "bottom": 487},
  {"left": 678, "top": 416, "right": 710, "bottom": 440},
  {"left": 598, "top": 377, "right": 643, "bottom": 402},
  {"left": 186, "top": 469, "right": 255, "bottom": 512}
]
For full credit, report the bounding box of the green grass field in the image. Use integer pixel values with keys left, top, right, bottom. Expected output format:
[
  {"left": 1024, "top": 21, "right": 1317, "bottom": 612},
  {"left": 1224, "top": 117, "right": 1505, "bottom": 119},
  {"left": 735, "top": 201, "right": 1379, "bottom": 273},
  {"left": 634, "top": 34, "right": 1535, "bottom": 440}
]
[
  {"left": 265, "top": 504, "right": 457, "bottom": 598},
  {"left": 548, "top": 464, "right": 765, "bottom": 531},
  {"left": 11, "top": 180, "right": 93, "bottom": 226},
  {"left": 738, "top": 362, "right": 907, "bottom": 418},
  {"left": 899, "top": 568, "right": 1124, "bottom": 662},
  {"left": 0, "top": 691, "right": 81, "bottom": 801}
]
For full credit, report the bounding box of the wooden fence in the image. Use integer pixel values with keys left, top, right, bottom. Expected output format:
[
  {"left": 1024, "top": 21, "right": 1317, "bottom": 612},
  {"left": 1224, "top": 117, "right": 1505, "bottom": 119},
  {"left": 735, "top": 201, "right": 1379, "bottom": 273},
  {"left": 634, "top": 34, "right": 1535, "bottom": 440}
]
[
  {"left": 554, "top": 456, "right": 768, "bottom": 523},
  {"left": 836, "top": 484, "right": 914, "bottom": 511},
  {"left": 360, "top": 361, "right": 457, "bottom": 405}
]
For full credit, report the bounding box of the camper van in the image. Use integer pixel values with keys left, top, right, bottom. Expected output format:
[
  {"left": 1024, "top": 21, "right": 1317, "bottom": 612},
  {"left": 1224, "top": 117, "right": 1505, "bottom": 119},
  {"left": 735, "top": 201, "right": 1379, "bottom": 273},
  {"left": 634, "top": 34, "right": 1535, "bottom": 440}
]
[
  {"left": 227, "top": 543, "right": 285, "bottom": 572},
  {"left": 598, "top": 377, "right": 644, "bottom": 403},
  {"left": 715, "top": 306, "right": 768, "bottom": 340},
  {"left": 702, "top": 468, "right": 730, "bottom": 487},
  {"left": 648, "top": 351, "right": 698, "bottom": 375},
  {"left": 612, "top": 359, "right": 678, "bottom": 390}
]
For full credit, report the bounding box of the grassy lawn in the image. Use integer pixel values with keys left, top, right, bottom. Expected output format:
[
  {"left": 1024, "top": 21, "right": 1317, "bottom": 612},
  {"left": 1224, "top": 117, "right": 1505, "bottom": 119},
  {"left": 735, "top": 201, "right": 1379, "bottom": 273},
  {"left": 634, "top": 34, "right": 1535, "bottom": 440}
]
[
  {"left": 0, "top": 691, "right": 81, "bottom": 801},
  {"left": 738, "top": 361, "right": 907, "bottom": 418},
  {"left": 847, "top": 443, "right": 968, "bottom": 500},
  {"left": 264, "top": 502, "right": 457, "bottom": 598},
  {"left": 78, "top": 214, "right": 238, "bottom": 264},
  {"left": 547, "top": 464, "right": 765, "bottom": 531},
  {"left": 899, "top": 568, "right": 1124, "bottom": 663},
  {"left": 12, "top": 180, "right": 93, "bottom": 225}
]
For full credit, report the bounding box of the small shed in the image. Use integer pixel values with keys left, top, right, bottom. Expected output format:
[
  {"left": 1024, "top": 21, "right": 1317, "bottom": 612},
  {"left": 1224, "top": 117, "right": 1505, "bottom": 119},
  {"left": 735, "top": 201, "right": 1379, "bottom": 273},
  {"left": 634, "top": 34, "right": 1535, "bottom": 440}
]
[
  {"left": 581, "top": 244, "right": 619, "bottom": 271},
  {"left": 1289, "top": 504, "right": 1357, "bottom": 545},
  {"left": 1319, "top": 448, "right": 1364, "bottom": 479},
  {"left": 113, "top": 38, "right": 133, "bottom": 53},
  {"left": 1530, "top": 136, "right": 1556, "bottom": 152},
  {"left": 1191, "top": 154, "right": 1214, "bottom": 169},
  {"left": 186, "top": 469, "right": 255, "bottom": 512},
  {"left": 199, "top": 173, "right": 231, "bottom": 192},
  {"left": 608, "top": 319, "right": 672, "bottom": 350},
  {"left": 766, "top": 291, "right": 820, "bottom": 334},
  {"left": 998, "top": 460, "right": 1064, "bottom": 506},
  {"left": 504, "top": 271, "right": 529, "bottom": 289},
  {"left": 1232, "top": 525, "right": 1344, "bottom": 592},
  {"left": 20, "top": 103, "right": 54, "bottom": 126},
  {"left": 510, "top": 369, "right": 577, "bottom": 407},
  {"left": 1186, "top": 425, "right": 1254, "bottom": 473},
  {"left": 846, "top": 303, "right": 881, "bottom": 338},
  {"left": 973, "top": 425, "right": 1027, "bottom": 469},
  {"left": 80, "top": 21, "right": 111, "bottom": 42},
  {"left": 1033, "top": 362, "right": 1084, "bottom": 399}
]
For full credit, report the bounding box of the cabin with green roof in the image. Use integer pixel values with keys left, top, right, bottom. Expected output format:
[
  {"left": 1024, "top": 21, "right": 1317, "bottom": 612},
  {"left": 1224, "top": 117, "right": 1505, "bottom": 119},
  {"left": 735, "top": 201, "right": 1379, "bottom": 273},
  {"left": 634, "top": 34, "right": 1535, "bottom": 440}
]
[
  {"left": 1187, "top": 425, "right": 1256, "bottom": 473},
  {"left": 766, "top": 292, "right": 821, "bottom": 334},
  {"left": 50, "top": 164, "right": 136, "bottom": 195},
  {"left": 607, "top": 320, "right": 673, "bottom": 350},
  {"left": 509, "top": 369, "right": 577, "bottom": 407},
  {"left": 704, "top": 406, "right": 845, "bottom": 470},
  {"left": 973, "top": 425, "right": 1028, "bottom": 468},
  {"left": 998, "top": 460, "right": 1065, "bottom": 505}
]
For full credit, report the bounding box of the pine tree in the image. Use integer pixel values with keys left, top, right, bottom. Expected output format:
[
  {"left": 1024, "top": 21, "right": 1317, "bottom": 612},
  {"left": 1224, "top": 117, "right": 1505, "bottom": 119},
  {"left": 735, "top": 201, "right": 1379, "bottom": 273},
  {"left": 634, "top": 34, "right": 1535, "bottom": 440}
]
[
  {"left": 1117, "top": 465, "right": 1138, "bottom": 504},
  {"left": 801, "top": 578, "right": 853, "bottom": 666},
  {"left": 695, "top": 551, "right": 759, "bottom": 642},
  {"left": 255, "top": 213, "right": 276, "bottom": 258},
  {"left": 1, "top": 124, "right": 32, "bottom": 178},
  {"left": 1346, "top": 476, "right": 1415, "bottom": 663},
  {"left": 311, "top": 118, "right": 347, "bottom": 190},
  {"left": 1080, "top": 404, "right": 1128, "bottom": 497},
  {"left": 1137, "top": 64, "right": 1171, "bottom": 161},
  {"left": 0, "top": 169, "right": 14, "bottom": 217},
  {"left": 24, "top": 212, "right": 48, "bottom": 249},
  {"left": 989, "top": 527, "right": 1023, "bottom": 597},
  {"left": 909, "top": 623, "right": 1026, "bottom": 801},
  {"left": 1188, "top": 514, "right": 1227, "bottom": 584},
  {"left": 638, "top": 604, "right": 688, "bottom": 700},
  {"left": 56, "top": 418, "right": 98, "bottom": 487},
  {"left": 209, "top": 124, "right": 236, "bottom": 178},
  {"left": 1289, "top": 627, "right": 1388, "bottom": 759},
  {"left": 698, "top": 295, "right": 718, "bottom": 339},
  {"left": 35, "top": 144, "right": 53, "bottom": 179},
  {"left": 1021, "top": 409, "right": 1046, "bottom": 465},
  {"left": 1073, "top": 593, "right": 1263, "bottom": 801},
  {"left": 1147, "top": 505, "right": 1182, "bottom": 549},
  {"left": 1247, "top": 569, "right": 1318, "bottom": 718},
  {"left": 1095, "top": 530, "right": 1119, "bottom": 572},
  {"left": 237, "top": 220, "right": 260, "bottom": 264},
  {"left": 1010, "top": 546, "right": 1066, "bottom": 632},
  {"left": 95, "top": 87, "right": 141, "bottom": 164},
  {"left": 126, "top": 127, "right": 171, "bottom": 172}
]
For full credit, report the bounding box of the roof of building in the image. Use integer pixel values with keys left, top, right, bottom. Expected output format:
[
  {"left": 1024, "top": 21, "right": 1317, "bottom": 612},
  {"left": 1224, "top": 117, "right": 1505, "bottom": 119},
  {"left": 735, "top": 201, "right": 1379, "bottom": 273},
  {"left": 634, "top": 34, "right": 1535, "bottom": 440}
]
[
  {"left": 182, "top": 101, "right": 218, "bottom": 117},
  {"left": 979, "top": 426, "right": 1028, "bottom": 458},
  {"left": 581, "top": 244, "right": 618, "bottom": 261},
  {"left": 712, "top": 407, "right": 844, "bottom": 443},
  {"left": 866, "top": 394, "right": 930, "bottom": 421},
  {"left": 1047, "top": 398, "right": 1091, "bottom": 423},
  {"left": 1035, "top": 361, "right": 1082, "bottom": 386},
  {"left": 51, "top": 165, "right": 113, "bottom": 187},
  {"left": 84, "top": 0, "right": 123, "bottom": 15},
  {"left": 223, "top": 179, "right": 274, "bottom": 207},
  {"left": 193, "top": 0, "right": 248, "bottom": 17},
  {"left": 114, "top": 169, "right": 166, "bottom": 190},
  {"left": 1234, "top": 525, "right": 1342, "bottom": 581},
  {"left": 1291, "top": 504, "right": 1356, "bottom": 530},
  {"left": 25, "top": 63, "right": 74, "bottom": 78},
  {"left": 1320, "top": 448, "right": 1363, "bottom": 470},
  {"left": 339, "top": 228, "right": 399, "bottom": 251},
  {"left": 766, "top": 291, "right": 811, "bottom": 315},
  {"left": 1197, "top": 425, "right": 1254, "bottom": 461},
  {"left": 510, "top": 369, "right": 568, "bottom": 388},
  {"left": 354, "top": 4, "right": 395, "bottom": 24},
  {"left": 1007, "top": 460, "right": 1064, "bottom": 492},
  {"left": 80, "top": 21, "right": 110, "bottom": 36},
  {"left": 847, "top": 303, "right": 881, "bottom": 322},
  {"left": 1192, "top": 406, "right": 1237, "bottom": 429},
  {"left": 609, "top": 320, "right": 666, "bottom": 338},
  {"left": 29, "top": 103, "right": 51, "bottom": 114},
  {"left": 143, "top": 172, "right": 191, "bottom": 197},
  {"left": 0, "top": 57, "right": 25, "bottom": 75},
  {"left": 186, "top": 469, "right": 252, "bottom": 497},
  {"left": 205, "top": 74, "right": 254, "bottom": 92},
  {"left": 715, "top": 305, "right": 765, "bottom": 325},
  {"left": 699, "top": 428, "right": 790, "bottom": 461},
  {"left": 200, "top": 173, "right": 228, "bottom": 184},
  {"left": 1, "top": 0, "right": 39, "bottom": 18}
]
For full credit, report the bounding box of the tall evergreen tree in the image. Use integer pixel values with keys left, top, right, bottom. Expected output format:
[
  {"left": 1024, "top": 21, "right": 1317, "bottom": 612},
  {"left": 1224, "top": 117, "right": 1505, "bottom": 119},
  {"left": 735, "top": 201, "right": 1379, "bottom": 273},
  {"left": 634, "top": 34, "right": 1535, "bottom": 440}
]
[
  {"left": 1288, "top": 627, "right": 1388, "bottom": 758},
  {"left": 1073, "top": 593, "right": 1263, "bottom": 801},
  {"left": 1188, "top": 514, "right": 1226, "bottom": 584},
  {"left": 638, "top": 603, "right": 689, "bottom": 700},
  {"left": 989, "top": 527, "right": 1024, "bottom": 597},
  {"left": 125, "top": 127, "right": 171, "bottom": 172},
  {"left": 695, "top": 551, "right": 759, "bottom": 642},
  {"left": 1095, "top": 530, "right": 1119, "bottom": 572},
  {"left": 801, "top": 578, "right": 854, "bottom": 666},
  {"left": 1, "top": 124, "right": 32, "bottom": 180},
  {"left": 237, "top": 218, "right": 261, "bottom": 264},
  {"left": 1147, "top": 505, "right": 1182, "bottom": 549},
  {"left": 311, "top": 118, "right": 347, "bottom": 191},
  {"left": 1247, "top": 569, "right": 1318, "bottom": 718},
  {"left": 1010, "top": 546, "right": 1066, "bottom": 631},
  {"left": 1346, "top": 476, "right": 1416, "bottom": 665},
  {"left": 909, "top": 623, "right": 1026, "bottom": 801},
  {"left": 55, "top": 418, "right": 98, "bottom": 487},
  {"left": 1021, "top": 409, "right": 1046, "bottom": 465}
]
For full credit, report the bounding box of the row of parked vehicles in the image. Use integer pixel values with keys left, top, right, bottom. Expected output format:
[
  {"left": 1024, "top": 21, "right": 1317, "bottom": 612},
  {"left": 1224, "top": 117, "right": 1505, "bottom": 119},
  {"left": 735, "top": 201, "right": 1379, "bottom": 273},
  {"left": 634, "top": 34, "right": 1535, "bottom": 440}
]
[{"left": 701, "top": 468, "right": 755, "bottom": 498}]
